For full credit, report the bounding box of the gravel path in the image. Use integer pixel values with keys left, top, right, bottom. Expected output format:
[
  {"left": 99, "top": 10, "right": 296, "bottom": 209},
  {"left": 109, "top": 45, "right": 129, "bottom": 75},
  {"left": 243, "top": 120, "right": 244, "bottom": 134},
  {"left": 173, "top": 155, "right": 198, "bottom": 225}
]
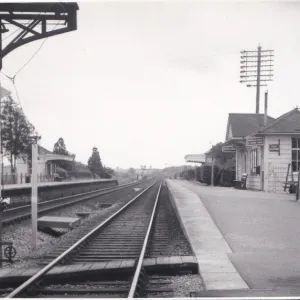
[{"left": 1, "top": 181, "right": 151, "bottom": 269}]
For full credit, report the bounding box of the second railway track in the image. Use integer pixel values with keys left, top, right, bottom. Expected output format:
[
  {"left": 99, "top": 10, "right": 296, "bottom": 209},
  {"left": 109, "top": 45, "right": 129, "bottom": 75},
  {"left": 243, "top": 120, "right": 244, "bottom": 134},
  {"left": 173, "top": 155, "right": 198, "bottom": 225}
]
[
  {"left": 1, "top": 180, "right": 148, "bottom": 226},
  {"left": 5, "top": 181, "right": 172, "bottom": 298}
]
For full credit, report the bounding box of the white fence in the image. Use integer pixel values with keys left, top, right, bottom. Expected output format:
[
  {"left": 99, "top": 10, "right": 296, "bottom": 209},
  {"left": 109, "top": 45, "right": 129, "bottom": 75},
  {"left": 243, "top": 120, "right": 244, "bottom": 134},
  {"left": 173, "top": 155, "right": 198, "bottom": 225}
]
[
  {"left": 1, "top": 173, "right": 56, "bottom": 185},
  {"left": 268, "top": 163, "right": 298, "bottom": 192}
]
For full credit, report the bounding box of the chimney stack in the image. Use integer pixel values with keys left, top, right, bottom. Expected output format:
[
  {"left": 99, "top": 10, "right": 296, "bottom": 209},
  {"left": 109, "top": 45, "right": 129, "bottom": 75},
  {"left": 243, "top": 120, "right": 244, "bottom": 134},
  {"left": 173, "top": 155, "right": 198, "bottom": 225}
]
[{"left": 264, "top": 90, "right": 268, "bottom": 126}]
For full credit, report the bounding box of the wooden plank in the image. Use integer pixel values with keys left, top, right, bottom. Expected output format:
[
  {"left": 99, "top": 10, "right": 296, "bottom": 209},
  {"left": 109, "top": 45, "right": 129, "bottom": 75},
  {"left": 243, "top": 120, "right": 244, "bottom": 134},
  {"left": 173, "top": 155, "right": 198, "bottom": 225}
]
[
  {"left": 0, "top": 268, "right": 15, "bottom": 278},
  {"left": 36, "top": 287, "right": 128, "bottom": 294},
  {"left": 20, "top": 267, "right": 40, "bottom": 277},
  {"left": 181, "top": 256, "right": 197, "bottom": 264},
  {"left": 77, "top": 263, "right": 93, "bottom": 272},
  {"left": 64, "top": 264, "right": 85, "bottom": 274},
  {"left": 169, "top": 256, "right": 183, "bottom": 264},
  {"left": 48, "top": 266, "right": 69, "bottom": 275},
  {"left": 105, "top": 260, "right": 122, "bottom": 269},
  {"left": 89, "top": 262, "right": 108, "bottom": 270},
  {"left": 156, "top": 257, "right": 170, "bottom": 265},
  {"left": 6, "top": 268, "right": 27, "bottom": 277},
  {"left": 146, "top": 288, "right": 173, "bottom": 293},
  {"left": 76, "top": 212, "right": 91, "bottom": 218},
  {"left": 120, "top": 259, "right": 135, "bottom": 268},
  {"left": 38, "top": 216, "right": 80, "bottom": 229},
  {"left": 143, "top": 258, "right": 156, "bottom": 266}
]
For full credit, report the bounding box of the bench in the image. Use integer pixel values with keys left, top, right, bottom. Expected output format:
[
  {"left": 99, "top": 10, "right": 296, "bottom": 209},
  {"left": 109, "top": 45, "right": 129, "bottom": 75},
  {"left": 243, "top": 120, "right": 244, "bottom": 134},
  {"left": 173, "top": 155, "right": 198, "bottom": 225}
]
[{"left": 233, "top": 173, "right": 248, "bottom": 189}]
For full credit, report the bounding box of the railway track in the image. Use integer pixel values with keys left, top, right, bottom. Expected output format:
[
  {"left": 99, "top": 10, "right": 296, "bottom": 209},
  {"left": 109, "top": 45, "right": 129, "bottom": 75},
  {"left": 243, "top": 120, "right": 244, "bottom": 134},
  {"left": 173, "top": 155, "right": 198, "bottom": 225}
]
[
  {"left": 1, "top": 180, "right": 147, "bottom": 226},
  {"left": 5, "top": 181, "right": 168, "bottom": 298}
]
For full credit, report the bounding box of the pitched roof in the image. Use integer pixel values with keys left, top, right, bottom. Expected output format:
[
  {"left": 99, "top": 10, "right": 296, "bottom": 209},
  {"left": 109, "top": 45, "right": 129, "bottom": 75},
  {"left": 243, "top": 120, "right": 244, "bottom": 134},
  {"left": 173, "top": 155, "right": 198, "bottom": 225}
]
[
  {"left": 226, "top": 113, "right": 275, "bottom": 140},
  {"left": 248, "top": 108, "right": 300, "bottom": 136},
  {"left": 38, "top": 145, "right": 53, "bottom": 155}
]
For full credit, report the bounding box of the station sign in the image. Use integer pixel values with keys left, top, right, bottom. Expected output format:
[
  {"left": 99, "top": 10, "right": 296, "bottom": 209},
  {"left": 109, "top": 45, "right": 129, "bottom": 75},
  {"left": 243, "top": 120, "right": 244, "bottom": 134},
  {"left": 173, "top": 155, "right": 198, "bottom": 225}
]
[
  {"left": 246, "top": 137, "right": 264, "bottom": 146},
  {"left": 206, "top": 157, "right": 213, "bottom": 163},
  {"left": 269, "top": 144, "right": 279, "bottom": 152},
  {"left": 222, "top": 145, "right": 236, "bottom": 152}
]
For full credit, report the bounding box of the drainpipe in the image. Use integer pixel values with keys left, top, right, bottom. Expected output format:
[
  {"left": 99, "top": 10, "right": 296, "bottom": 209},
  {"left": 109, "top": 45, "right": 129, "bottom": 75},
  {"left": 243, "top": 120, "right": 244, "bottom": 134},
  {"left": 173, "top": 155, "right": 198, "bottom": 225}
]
[
  {"left": 264, "top": 90, "right": 268, "bottom": 126},
  {"left": 211, "top": 156, "right": 214, "bottom": 186}
]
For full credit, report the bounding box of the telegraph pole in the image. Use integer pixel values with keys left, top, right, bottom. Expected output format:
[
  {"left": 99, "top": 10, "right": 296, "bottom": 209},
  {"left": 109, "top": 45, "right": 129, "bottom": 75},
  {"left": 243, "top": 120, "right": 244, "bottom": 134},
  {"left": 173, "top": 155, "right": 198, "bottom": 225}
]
[
  {"left": 0, "top": 3, "right": 78, "bottom": 254},
  {"left": 31, "top": 135, "right": 40, "bottom": 250},
  {"left": 256, "top": 46, "right": 261, "bottom": 114},
  {"left": 240, "top": 45, "right": 274, "bottom": 114}
]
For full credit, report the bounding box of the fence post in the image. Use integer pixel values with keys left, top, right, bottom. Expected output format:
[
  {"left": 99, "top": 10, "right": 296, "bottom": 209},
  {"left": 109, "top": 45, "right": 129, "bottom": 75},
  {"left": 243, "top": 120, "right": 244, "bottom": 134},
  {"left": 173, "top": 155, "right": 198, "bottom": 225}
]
[{"left": 297, "top": 171, "right": 300, "bottom": 201}]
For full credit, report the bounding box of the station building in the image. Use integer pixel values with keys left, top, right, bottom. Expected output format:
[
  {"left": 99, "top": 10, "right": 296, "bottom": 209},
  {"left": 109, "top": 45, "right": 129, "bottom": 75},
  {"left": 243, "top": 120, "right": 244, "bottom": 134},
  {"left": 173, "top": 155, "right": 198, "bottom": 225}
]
[
  {"left": 224, "top": 108, "right": 300, "bottom": 192},
  {"left": 3, "top": 145, "right": 74, "bottom": 183}
]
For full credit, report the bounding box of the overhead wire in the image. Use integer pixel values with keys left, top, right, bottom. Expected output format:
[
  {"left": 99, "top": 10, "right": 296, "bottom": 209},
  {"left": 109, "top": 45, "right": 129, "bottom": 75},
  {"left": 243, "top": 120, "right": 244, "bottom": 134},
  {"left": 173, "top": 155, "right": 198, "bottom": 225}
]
[
  {"left": 0, "top": 3, "right": 64, "bottom": 197},
  {"left": 1, "top": 4, "right": 67, "bottom": 113},
  {"left": 1, "top": 2, "right": 57, "bottom": 42}
]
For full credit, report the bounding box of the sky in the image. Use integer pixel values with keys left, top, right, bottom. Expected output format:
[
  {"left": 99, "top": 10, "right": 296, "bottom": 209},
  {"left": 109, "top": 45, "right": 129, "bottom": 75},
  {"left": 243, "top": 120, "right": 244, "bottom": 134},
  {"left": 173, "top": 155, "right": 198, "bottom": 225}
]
[{"left": 1, "top": 0, "right": 300, "bottom": 169}]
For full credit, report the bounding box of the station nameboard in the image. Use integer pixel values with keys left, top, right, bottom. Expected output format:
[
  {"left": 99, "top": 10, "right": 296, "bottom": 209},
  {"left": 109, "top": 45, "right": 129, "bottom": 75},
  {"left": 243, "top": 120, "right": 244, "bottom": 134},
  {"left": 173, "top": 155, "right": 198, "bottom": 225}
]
[
  {"left": 206, "top": 157, "right": 213, "bottom": 163},
  {"left": 269, "top": 144, "right": 279, "bottom": 152},
  {"left": 246, "top": 137, "right": 264, "bottom": 146},
  {"left": 222, "top": 145, "right": 236, "bottom": 152},
  {"left": 269, "top": 139, "right": 280, "bottom": 156}
]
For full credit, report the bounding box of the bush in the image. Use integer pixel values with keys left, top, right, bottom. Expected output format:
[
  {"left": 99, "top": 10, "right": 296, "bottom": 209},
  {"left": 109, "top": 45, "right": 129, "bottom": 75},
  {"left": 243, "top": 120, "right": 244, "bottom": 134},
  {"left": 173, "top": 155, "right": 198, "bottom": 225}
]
[
  {"left": 180, "top": 169, "right": 195, "bottom": 181},
  {"left": 199, "top": 164, "right": 220, "bottom": 185},
  {"left": 56, "top": 167, "right": 68, "bottom": 179},
  {"left": 67, "top": 170, "right": 93, "bottom": 179},
  {"left": 219, "top": 170, "right": 236, "bottom": 187}
]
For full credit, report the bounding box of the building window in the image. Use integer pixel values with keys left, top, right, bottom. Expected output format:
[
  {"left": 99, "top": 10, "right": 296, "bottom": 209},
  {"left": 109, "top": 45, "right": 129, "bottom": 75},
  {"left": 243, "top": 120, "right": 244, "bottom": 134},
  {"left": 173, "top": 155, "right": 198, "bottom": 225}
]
[
  {"left": 291, "top": 138, "right": 300, "bottom": 172},
  {"left": 250, "top": 148, "right": 258, "bottom": 175}
]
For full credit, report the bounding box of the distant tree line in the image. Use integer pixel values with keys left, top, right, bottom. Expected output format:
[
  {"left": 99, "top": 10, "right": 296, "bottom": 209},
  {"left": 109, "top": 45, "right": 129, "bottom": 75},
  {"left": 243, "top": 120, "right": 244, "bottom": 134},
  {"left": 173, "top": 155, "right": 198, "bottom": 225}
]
[
  {"left": 53, "top": 138, "right": 115, "bottom": 180},
  {"left": 0, "top": 96, "right": 115, "bottom": 181}
]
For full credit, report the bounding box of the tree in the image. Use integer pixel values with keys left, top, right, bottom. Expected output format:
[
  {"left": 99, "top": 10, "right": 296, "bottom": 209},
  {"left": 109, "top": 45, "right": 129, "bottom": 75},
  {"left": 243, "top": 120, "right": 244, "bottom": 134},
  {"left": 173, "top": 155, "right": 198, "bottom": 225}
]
[
  {"left": 53, "top": 137, "right": 74, "bottom": 170},
  {"left": 104, "top": 166, "right": 115, "bottom": 176},
  {"left": 53, "top": 137, "right": 69, "bottom": 156},
  {"left": 87, "top": 147, "right": 104, "bottom": 177},
  {"left": 210, "top": 142, "right": 235, "bottom": 170},
  {"left": 128, "top": 168, "right": 136, "bottom": 176},
  {"left": 208, "top": 142, "right": 236, "bottom": 186},
  {"left": 1, "top": 96, "right": 37, "bottom": 174}
]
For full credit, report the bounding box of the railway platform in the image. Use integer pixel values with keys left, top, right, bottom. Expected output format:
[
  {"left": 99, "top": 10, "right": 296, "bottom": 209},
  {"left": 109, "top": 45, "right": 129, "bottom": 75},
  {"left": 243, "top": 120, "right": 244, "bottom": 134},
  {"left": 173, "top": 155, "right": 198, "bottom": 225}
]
[
  {"left": 1, "top": 178, "right": 116, "bottom": 191},
  {"left": 1, "top": 178, "right": 119, "bottom": 205},
  {"left": 166, "top": 179, "right": 249, "bottom": 291},
  {"left": 0, "top": 255, "right": 197, "bottom": 284}
]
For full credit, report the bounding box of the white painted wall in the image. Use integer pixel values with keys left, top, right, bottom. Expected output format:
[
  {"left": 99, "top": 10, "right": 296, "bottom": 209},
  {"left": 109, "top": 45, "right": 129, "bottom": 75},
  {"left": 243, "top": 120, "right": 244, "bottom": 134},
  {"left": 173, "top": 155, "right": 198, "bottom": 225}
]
[{"left": 266, "top": 135, "right": 294, "bottom": 193}]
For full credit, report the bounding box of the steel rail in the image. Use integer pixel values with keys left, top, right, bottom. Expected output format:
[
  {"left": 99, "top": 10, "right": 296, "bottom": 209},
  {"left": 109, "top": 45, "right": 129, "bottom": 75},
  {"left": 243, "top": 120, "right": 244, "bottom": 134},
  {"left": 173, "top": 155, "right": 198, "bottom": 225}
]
[
  {"left": 4, "top": 180, "right": 138, "bottom": 213},
  {"left": 128, "top": 181, "right": 162, "bottom": 298},
  {"left": 2, "top": 181, "right": 145, "bottom": 225},
  {"left": 6, "top": 181, "right": 156, "bottom": 298}
]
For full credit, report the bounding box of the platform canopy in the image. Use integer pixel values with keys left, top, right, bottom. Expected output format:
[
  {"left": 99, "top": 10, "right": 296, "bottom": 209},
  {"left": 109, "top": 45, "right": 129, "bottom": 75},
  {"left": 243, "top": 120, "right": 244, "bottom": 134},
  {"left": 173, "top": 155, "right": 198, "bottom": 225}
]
[
  {"left": 0, "top": 2, "right": 79, "bottom": 69},
  {"left": 38, "top": 146, "right": 74, "bottom": 163},
  {"left": 184, "top": 154, "right": 206, "bottom": 164}
]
